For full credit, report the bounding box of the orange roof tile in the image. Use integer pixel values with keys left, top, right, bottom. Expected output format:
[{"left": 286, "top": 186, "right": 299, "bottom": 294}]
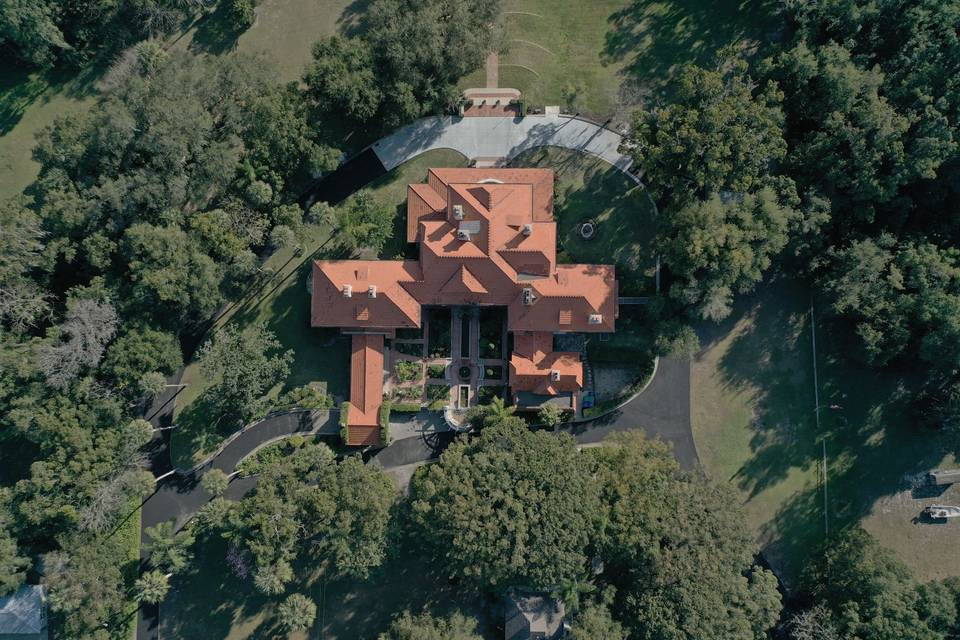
[
  {"left": 407, "top": 183, "right": 446, "bottom": 242},
  {"left": 510, "top": 331, "right": 583, "bottom": 395},
  {"left": 348, "top": 334, "right": 384, "bottom": 431},
  {"left": 312, "top": 169, "right": 617, "bottom": 334},
  {"left": 312, "top": 260, "right": 422, "bottom": 329}
]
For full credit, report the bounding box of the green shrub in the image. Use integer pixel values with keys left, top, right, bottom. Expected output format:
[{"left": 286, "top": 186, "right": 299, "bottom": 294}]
[
  {"left": 237, "top": 437, "right": 329, "bottom": 476},
  {"left": 392, "top": 386, "right": 423, "bottom": 401},
  {"left": 230, "top": 0, "right": 256, "bottom": 28},
  {"left": 426, "top": 384, "right": 449, "bottom": 402},
  {"left": 339, "top": 401, "right": 351, "bottom": 443},
  {"left": 394, "top": 360, "right": 422, "bottom": 382},
  {"left": 392, "top": 402, "right": 421, "bottom": 412},
  {"left": 427, "top": 364, "right": 447, "bottom": 379},
  {"left": 275, "top": 384, "right": 334, "bottom": 411},
  {"left": 379, "top": 403, "right": 392, "bottom": 445}
]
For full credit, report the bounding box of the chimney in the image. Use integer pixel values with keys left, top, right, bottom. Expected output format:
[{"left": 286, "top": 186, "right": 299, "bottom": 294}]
[
  {"left": 453, "top": 204, "right": 464, "bottom": 220},
  {"left": 368, "top": 285, "right": 377, "bottom": 298},
  {"left": 522, "top": 223, "right": 533, "bottom": 236},
  {"left": 342, "top": 284, "right": 352, "bottom": 298},
  {"left": 522, "top": 288, "right": 536, "bottom": 306},
  {"left": 550, "top": 370, "right": 561, "bottom": 382},
  {"left": 588, "top": 313, "right": 602, "bottom": 325}
]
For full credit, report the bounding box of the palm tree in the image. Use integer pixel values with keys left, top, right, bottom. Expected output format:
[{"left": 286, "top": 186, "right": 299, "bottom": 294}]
[
  {"left": 482, "top": 396, "right": 516, "bottom": 428},
  {"left": 277, "top": 593, "right": 317, "bottom": 632},
  {"left": 134, "top": 570, "right": 170, "bottom": 605}
]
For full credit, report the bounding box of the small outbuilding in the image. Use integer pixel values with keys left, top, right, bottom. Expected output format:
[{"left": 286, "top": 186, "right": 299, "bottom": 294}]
[
  {"left": 505, "top": 593, "right": 566, "bottom": 640},
  {"left": 0, "top": 585, "right": 48, "bottom": 640}
]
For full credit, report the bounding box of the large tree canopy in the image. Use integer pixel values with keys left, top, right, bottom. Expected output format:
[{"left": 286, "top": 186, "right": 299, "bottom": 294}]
[
  {"left": 304, "top": 0, "right": 503, "bottom": 128},
  {"left": 591, "top": 432, "right": 781, "bottom": 640},
  {"left": 410, "top": 419, "right": 602, "bottom": 590}
]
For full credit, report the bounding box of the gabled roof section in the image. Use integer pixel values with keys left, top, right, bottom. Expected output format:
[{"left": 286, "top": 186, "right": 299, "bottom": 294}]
[
  {"left": 428, "top": 168, "right": 554, "bottom": 222},
  {"left": 510, "top": 331, "right": 584, "bottom": 396},
  {"left": 348, "top": 334, "right": 384, "bottom": 436},
  {"left": 439, "top": 265, "right": 488, "bottom": 295},
  {"left": 0, "top": 585, "right": 45, "bottom": 634},
  {"left": 312, "top": 260, "right": 422, "bottom": 329},
  {"left": 407, "top": 183, "right": 446, "bottom": 242}
]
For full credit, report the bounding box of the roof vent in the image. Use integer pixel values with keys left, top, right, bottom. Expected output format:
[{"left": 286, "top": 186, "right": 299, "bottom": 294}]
[
  {"left": 342, "top": 284, "right": 352, "bottom": 298},
  {"left": 368, "top": 285, "right": 377, "bottom": 298},
  {"left": 522, "top": 223, "right": 533, "bottom": 236},
  {"left": 550, "top": 370, "right": 561, "bottom": 382},
  {"left": 457, "top": 229, "right": 472, "bottom": 242},
  {"left": 522, "top": 288, "right": 537, "bottom": 306},
  {"left": 453, "top": 204, "right": 464, "bottom": 220},
  {"left": 588, "top": 313, "right": 603, "bottom": 325}
]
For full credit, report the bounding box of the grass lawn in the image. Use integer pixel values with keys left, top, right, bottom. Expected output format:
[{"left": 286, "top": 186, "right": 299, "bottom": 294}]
[
  {"left": 161, "top": 513, "right": 498, "bottom": 639},
  {"left": 170, "top": 149, "right": 468, "bottom": 468},
  {"left": 0, "top": 65, "right": 99, "bottom": 200},
  {"left": 0, "top": 0, "right": 356, "bottom": 202},
  {"left": 462, "top": 0, "right": 781, "bottom": 122},
  {"left": 692, "top": 276, "right": 958, "bottom": 585},
  {"left": 509, "top": 146, "right": 657, "bottom": 295}
]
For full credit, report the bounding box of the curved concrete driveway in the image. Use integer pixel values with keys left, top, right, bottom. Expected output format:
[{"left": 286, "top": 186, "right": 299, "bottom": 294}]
[{"left": 372, "top": 114, "right": 636, "bottom": 175}]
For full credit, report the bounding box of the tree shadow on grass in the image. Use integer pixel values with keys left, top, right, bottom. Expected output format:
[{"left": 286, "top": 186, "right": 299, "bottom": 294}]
[
  {"left": 188, "top": 2, "right": 247, "bottom": 55},
  {"left": 603, "top": 0, "right": 784, "bottom": 102},
  {"left": 161, "top": 536, "right": 271, "bottom": 639},
  {"left": 713, "top": 276, "right": 946, "bottom": 583}
]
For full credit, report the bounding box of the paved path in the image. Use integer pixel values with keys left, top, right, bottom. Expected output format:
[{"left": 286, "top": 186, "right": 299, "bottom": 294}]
[
  {"left": 136, "top": 409, "right": 337, "bottom": 640},
  {"left": 372, "top": 114, "right": 634, "bottom": 174}
]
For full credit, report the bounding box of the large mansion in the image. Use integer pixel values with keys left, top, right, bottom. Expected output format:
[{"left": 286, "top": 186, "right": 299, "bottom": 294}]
[{"left": 310, "top": 168, "right": 618, "bottom": 445}]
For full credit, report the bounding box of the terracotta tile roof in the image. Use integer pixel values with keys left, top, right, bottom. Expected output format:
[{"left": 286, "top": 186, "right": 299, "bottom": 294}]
[
  {"left": 407, "top": 183, "right": 445, "bottom": 242},
  {"left": 510, "top": 331, "right": 583, "bottom": 395},
  {"left": 310, "top": 167, "right": 621, "bottom": 420},
  {"left": 348, "top": 334, "right": 384, "bottom": 435},
  {"left": 428, "top": 168, "right": 554, "bottom": 221},
  {"left": 312, "top": 260, "right": 422, "bottom": 329}
]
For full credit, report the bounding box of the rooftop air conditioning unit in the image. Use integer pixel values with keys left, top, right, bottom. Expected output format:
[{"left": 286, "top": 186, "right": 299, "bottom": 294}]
[
  {"left": 453, "top": 204, "right": 464, "bottom": 220},
  {"left": 457, "top": 229, "right": 472, "bottom": 241},
  {"left": 342, "top": 284, "right": 352, "bottom": 298},
  {"left": 588, "top": 313, "right": 603, "bottom": 325},
  {"left": 368, "top": 285, "right": 377, "bottom": 298},
  {"left": 522, "top": 288, "right": 536, "bottom": 306},
  {"left": 550, "top": 370, "right": 561, "bottom": 382},
  {"left": 522, "top": 223, "right": 533, "bottom": 236}
]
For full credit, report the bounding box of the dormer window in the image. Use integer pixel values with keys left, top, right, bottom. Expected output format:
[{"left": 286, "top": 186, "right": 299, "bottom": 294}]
[
  {"left": 342, "top": 284, "right": 352, "bottom": 298},
  {"left": 368, "top": 285, "right": 377, "bottom": 298},
  {"left": 588, "top": 313, "right": 603, "bottom": 325}
]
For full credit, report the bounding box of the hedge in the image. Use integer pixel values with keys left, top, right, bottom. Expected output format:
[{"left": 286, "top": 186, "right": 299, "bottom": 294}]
[
  {"left": 379, "top": 402, "right": 392, "bottom": 445},
  {"left": 339, "top": 401, "right": 351, "bottom": 443},
  {"left": 392, "top": 402, "right": 422, "bottom": 412}
]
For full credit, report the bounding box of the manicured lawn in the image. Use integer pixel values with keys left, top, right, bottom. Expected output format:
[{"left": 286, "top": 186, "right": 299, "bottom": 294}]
[
  {"left": 171, "top": 149, "right": 468, "bottom": 468},
  {"left": 463, "top": 0, "right": 780, "bottom": 121},
  {"left": 160, "top": 517, "right": 498, "bottom": 639},
  {"left": 509, "top": 146, "right": 657, "bottom": 295},
  {"left": 692, "top": 277, "right": 957, "bottom": 585}
]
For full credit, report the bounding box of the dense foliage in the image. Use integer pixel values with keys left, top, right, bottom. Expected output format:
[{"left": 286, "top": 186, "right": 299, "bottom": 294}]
[
  {"left": 219, "top": 444, "right": 395, "bottom": 594},
  {"left": 411, "top": 421, "right": 780, "bottom": 638},
  {"left": 304, "top": 0, "right": 503, "bottom": 128},
  {"left": 378, "top": 611, "right": 483, "bottom": 640},
  {"left": 789, "top": 528, "right": 960, "bottom": 640}
]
